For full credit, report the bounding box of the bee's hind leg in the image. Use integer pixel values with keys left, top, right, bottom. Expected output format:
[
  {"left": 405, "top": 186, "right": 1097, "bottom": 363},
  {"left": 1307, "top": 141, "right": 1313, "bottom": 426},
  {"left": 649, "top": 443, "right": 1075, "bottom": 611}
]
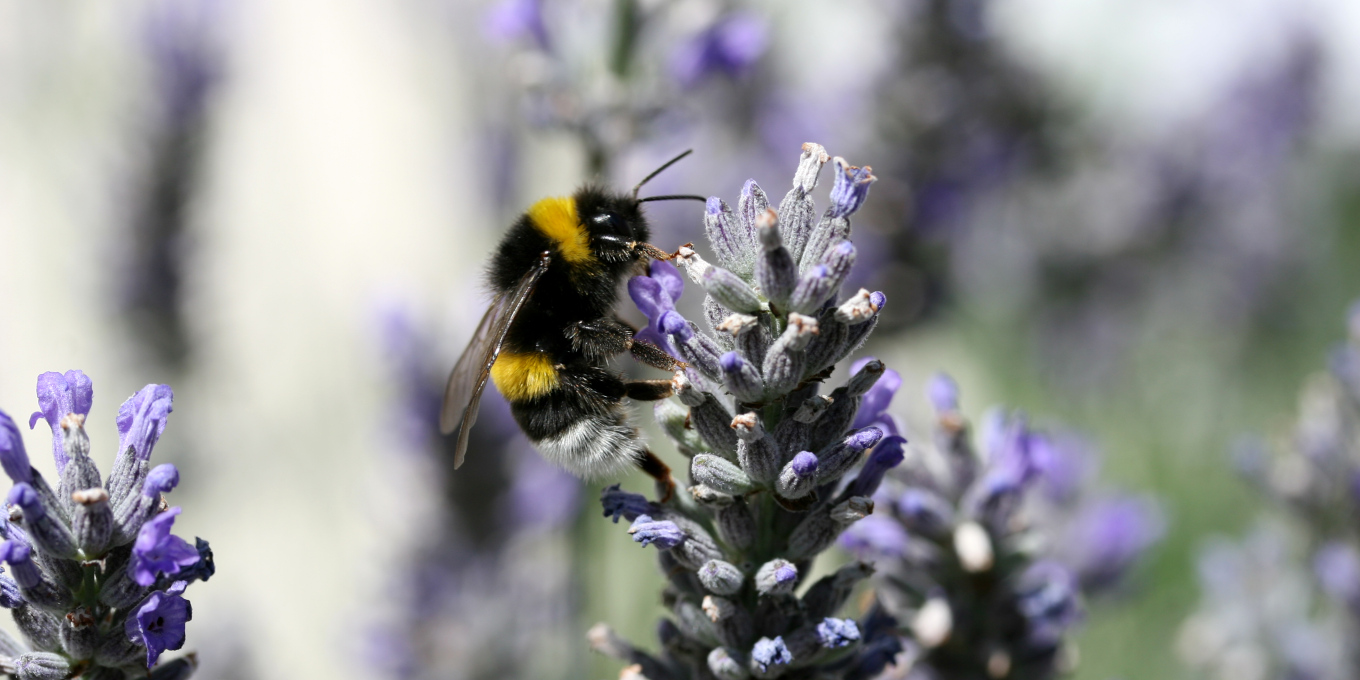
[
  {"left": 630, "top": 339, "right": 686, "bottom": 372},
  {"left": 623, "top": 379, "right": 674, "bottom": 401},
  {"left": 638, "top": 449, "right": 675, "bottom": 503}
]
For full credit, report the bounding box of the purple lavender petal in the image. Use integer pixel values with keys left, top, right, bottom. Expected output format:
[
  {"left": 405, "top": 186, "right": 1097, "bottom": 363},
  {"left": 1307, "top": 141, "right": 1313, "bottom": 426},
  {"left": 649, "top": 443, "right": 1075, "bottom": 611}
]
[
  {"left": 117, "top": 384, "right": 175, "bottom": 464},
  {"left": 839, "top": 514, "right": 910, "bottom": 558},
  {"left": 30, "top": 370, "right": 93, "bottom": 474},
  {"left": 650, "top": 260, "right": 684, "bottom": 304},
  {"left": 0, "top": 411, "right": 32, "bottom": 485},
  {"left": 130, "top": 507, "right": 201, "bottom": 586},
  {"left": 125, "top": 587, "right": 192, "bottom": 667}
]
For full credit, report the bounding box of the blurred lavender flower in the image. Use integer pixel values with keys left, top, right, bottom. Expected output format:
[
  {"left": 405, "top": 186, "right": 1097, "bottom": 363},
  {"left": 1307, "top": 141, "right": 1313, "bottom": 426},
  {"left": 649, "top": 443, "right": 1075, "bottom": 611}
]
[
  {"left": 368, "top": 303, "right": 583, "bottom": 680},
  {"left": 670, "top": 12, "right": 768, "bottom": 89},
  {"left": 843, "top": 374, "right": 1161, "bottom": 678},
  {"left": 1181, "top": 302, "right": 1360, "bottom": 679},
  {"left": 0, "top": 372, "right": 210, "bottom": 678},
  {"left": 482, "top": 0, "right": 549, "bottom": 50},
  {"left": 122, "top": 0, "right": 229, "bottom": 371},
  {"left": 591, "top": 144, "right": 904, "bottom": 680}
]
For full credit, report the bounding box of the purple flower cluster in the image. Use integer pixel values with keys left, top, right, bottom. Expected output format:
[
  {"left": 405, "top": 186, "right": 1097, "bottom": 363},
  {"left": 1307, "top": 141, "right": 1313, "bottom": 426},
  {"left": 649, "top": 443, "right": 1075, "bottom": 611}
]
[
  {"left": 368, "top": 304, "right": 583, "bottom": 680},
  {"left": 841, "top": 370, "right": 1162, "bottom": 677},
  {"left": 593, "top": 144, "right": 904, "bottom": 680},
  {"left": 0, "top": 371, "right": 212, "bottom": 678},
  {"left": 1181, "top": 303, "right": 1360, "bottom": 679}
]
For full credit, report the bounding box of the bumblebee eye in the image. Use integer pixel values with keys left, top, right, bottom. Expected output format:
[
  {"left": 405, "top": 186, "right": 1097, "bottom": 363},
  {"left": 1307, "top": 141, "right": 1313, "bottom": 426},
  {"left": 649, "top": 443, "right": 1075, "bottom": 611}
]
[{"left": 591, "top": 212, "right": 634, "bottom": 240}]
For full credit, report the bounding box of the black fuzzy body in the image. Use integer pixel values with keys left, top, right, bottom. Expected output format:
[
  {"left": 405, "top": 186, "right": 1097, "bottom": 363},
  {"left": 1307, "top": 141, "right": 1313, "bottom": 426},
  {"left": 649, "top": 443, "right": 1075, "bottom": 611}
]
[{"left": 486, "top": 186, "right": 655, "bottom": 475}]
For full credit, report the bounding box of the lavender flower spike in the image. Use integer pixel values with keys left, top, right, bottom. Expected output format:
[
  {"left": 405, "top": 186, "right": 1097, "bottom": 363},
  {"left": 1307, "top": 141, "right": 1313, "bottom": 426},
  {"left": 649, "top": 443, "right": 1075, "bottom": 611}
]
[
  {"left": 596, "top": 145, "right": 904, "bottom": 680},
  {"left": 0, "top": 373, "right": 212, "bottom": 676},
  {"left": 845, "top": 374, "right": 1160, "bottom": 680},
  {"left": 28, "top": 371, "right": 92, "bottom": 475}
]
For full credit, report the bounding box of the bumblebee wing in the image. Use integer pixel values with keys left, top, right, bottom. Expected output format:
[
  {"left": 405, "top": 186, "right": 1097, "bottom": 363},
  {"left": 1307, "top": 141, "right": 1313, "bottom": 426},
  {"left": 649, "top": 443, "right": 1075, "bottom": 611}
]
[{"left": 439, "top": 252, "right": 552, "bottom": 469}]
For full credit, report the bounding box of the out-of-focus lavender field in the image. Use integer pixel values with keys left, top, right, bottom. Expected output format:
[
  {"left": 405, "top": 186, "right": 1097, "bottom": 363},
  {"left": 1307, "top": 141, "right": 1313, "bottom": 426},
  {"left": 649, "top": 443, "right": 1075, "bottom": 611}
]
[{"left": 1, "top": 0, "right": 1358, "bottom": 679}]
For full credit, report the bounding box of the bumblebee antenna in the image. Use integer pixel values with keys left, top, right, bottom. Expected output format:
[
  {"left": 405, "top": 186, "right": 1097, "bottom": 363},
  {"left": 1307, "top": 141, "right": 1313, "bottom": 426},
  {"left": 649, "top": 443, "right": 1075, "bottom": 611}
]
[
  {"left": 632, "top": 149, "right": 694, "bottom": 200},
  {"left": 638, "top": 194, "right": 707, "bottom": 203}
]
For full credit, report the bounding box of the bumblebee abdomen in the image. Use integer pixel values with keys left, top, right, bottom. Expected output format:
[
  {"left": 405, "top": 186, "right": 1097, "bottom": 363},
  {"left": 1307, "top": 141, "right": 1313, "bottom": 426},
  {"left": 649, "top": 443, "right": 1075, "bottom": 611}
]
[{"left": 489, "top": 351, "right": 560, "bottom": 402}]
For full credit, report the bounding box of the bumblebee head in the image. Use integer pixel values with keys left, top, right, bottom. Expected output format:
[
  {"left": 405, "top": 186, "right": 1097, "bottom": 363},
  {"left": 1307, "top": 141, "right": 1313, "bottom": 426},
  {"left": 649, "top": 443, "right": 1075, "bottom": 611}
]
[{"left": 574, "top": 187, "right": 650, "bottom": 264}]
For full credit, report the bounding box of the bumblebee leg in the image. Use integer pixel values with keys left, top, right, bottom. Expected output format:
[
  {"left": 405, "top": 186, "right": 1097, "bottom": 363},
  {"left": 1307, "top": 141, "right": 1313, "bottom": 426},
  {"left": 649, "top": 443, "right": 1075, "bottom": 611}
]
[
  {"left": 565, "top": 318, "right": 633, "bottom": 360},
  {"left": 630, "top": 339, "right": 686, "bottom": 372},
  {"left": 638, "top": 449, "right": 675, "bottom": 503},
  {"left": 631, "top": 242, "right": 675, "bottom": 261},
  {"left": 623, "top": 379, "right": 675, "bottom": 401}
]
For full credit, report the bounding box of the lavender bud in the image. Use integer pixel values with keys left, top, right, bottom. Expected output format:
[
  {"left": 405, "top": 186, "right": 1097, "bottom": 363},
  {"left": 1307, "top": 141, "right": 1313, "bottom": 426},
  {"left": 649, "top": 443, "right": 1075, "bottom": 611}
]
[
  {"left": 846, "top": 359, "right": 885, "bottom": 396},
  {"left": 675, "top": 245, "right": 712, "bottom": 284},
  {"left": 750, "top": 636, "right": 793, "bottom": 677},
  {"left": 629, "top": 515, "right": 686, "bottom": 550},
  {"left": 779, "top": 143, "right": 829, "bottom": 265},
  {"left": 587, "top": 622, "right": 635, "bottom": 659},
  {"left": 57, "top": 416, "right": 100, "bottom": 517},
  {"left": 954, "top": 521, "right": 995, "bottom": 572},
  {"left": 12, "top": 652, "right": 68, "bottom": 680},
  {"left": 755, "top": 210, "right": 797, "bottom": 311},
  {"left": 690, "top": 484, "right": 735, "bottom": 507},
  {"left": 794, "top": 395, "right": 833, "bottom": 423},
  {"left": 835, "top": 289, "right": 880, "bottom": 325},
  {"left": 70, "top": 488, "right": 112, "bottom": 555},
  {"left": 816, "top": 428, "right": 885, "bottom": 485},
  {"left": 791, "top": 242, "right": 856, "bottom": 316},
  {"left": 816, "top": 618, "right": 861, "bottom": 649},
  {"left": 704, "top": 296, "right": 737, "bottom": 351},
  {"left": 59, "top": 605, "right": 97, "bottom": 660},
  {"left": 703, "top": 266, "right": 764, "bottom": 315},
  {"left": 669, "top": 317, "right": 725, "bottom": 381},
  {"left": 691, "top": 396, "right": 740, "bottom": 459},
  {"left": 0, "top": 542, "right": 68, "bottom": 612},
  {"left": 721, "top": 354, "right": 765, "bottom": 404},
  {"left": 841, "top": 436, "right": 907, "bottom": 499},
  {"left": 708, "top": 647, "right": 749, "bottom": 680},
  {"left": 655, "top": 400, "right": 706, "bottom": 456},
  {"left": 692, "top": 454, "right": 755, "bottom": 495},
  {"left": 739, "top": 179, "right": 771, "bottom": 243},
  {"left": 716, "top": 498, "right": 757, "bottom": 550},
  {"left": 761, "top": 314, "right": 818, "bottom": 396},
  {"left": 802, "top": 561, "right": 874, "bottom": 620},
  {"left": 706, "top": 197, "right": 755, "bottom": 277},
  {"left": 828, "top": 157, "right": 875, "bottom": 219},
  {"left": 699, "top": 560, "right": 745, "bottom": 596},
  {"left": 755, "top": 559, "right": 798, "bottom": 596},
  {"left": 704, "top": 595, "right": 755, "bottom": 650},
  {"left": 675, "top": 599, "right": 721, "bottom": 647},
  {"left": 776, "top": 452, "right": 819, "bottom": 499},
  {"left": 7, "top": 485, "right": 76, "bottom": 559},
  {"left": 732, "top": 414, "right": 781, "bottom": 485},
  {"left": 0, "top": 413, "right": 32, "bottom": 485},
  {"left": 787, "top": 497, "right": 872, "bottom": 560},
  {"left": 674, "top": 371, "right": 706, "bottom": 408},
  {"left": 13, "top": 606, "right": 61, "bottom": 653},
  {"left": 802, "top": 308, "right": 850, "bottom": 377}
]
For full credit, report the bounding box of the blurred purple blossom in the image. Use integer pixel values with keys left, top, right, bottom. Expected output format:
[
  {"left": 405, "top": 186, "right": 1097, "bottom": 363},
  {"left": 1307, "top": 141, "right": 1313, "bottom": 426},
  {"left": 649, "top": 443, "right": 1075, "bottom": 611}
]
[
  {"left": 483, "top": 0, "right": 549, "bottom": 51},
  {"left": 670, "top": 13, "right": 768, "bottom": 89}
]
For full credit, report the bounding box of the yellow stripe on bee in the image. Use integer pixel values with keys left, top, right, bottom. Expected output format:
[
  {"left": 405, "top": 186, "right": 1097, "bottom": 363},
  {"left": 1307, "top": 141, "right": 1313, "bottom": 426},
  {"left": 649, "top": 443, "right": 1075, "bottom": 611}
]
[
  {"left": 490, "top": 351, "right": 560, "bottom": 401},
  {"left": 527, "top": 196, "right": 594, "bottom": 265}
]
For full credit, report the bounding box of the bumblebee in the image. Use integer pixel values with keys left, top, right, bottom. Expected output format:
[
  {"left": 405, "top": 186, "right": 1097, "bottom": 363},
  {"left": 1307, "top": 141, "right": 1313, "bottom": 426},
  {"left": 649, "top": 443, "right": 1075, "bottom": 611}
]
[{"left": 439, "top": 152, "right": 702, "bottom": 491}]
